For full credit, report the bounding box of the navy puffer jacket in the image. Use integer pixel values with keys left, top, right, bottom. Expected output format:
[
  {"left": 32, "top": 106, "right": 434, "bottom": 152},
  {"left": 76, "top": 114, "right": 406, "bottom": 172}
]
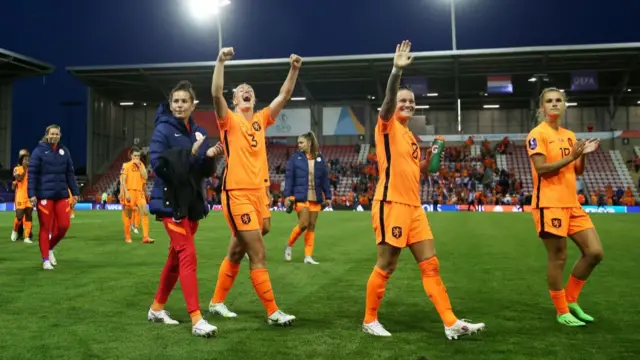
[
  {"left": 149, "top": 104, "right": 214, "bottom": 219},
  {"left": 28, "top": 142, "right": 79, "bottom": 200}
]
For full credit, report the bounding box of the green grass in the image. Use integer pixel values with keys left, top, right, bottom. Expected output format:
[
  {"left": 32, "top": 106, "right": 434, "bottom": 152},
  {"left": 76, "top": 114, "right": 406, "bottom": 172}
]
[{"left": 0, "top": 210, "right": 638, "bottom": 360}]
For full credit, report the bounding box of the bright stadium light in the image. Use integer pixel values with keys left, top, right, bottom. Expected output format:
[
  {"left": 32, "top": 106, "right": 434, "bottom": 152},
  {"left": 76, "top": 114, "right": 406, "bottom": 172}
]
[
  {"left": 427, "top": 93, "right": 439, "bottom": 97},
  {"left": 120, "top": 102, "right": 134, "bottom": 106},
  {"left": 188, "top": 0, "right": 229, "bottom": 19},
  {"left": 291, "top": 97, "right": 306, "bottom": 101},
  {"left": 483, "top": 104, "right": 500, "bottom": 109},
  {"left": 566, "top": 102, "right": 577, "bottom": 106},
  {"left": 187, "top": 0, "right": 231, "bottom": 51}
]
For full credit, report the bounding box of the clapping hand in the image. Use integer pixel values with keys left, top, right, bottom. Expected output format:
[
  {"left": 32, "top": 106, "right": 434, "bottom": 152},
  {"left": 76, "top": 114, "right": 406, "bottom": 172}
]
[{"left": 206, "top": 142, "right": 224, "bottom": 158}]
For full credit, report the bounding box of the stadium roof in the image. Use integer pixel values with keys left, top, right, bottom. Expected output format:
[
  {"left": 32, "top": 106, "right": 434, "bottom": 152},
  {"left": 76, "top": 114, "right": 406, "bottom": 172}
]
[
  {"left": 0, "top": 48, "right": 55, "bottom": 80},
  {"left": 67, "top": 42, "right": 640, "bottom": 110}
]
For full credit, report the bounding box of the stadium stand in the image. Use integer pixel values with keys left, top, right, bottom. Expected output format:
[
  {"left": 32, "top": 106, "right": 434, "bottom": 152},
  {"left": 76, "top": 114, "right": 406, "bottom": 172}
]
[{"left": 85, "top": 148, "right": 132, "bottom": 198}]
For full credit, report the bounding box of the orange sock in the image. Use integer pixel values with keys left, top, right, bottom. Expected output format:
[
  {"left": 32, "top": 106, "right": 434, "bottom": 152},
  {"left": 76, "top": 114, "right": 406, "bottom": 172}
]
[
  {"left": 24, "top": 221, "right": 32, "bottom": 238},
  {"left": 250, "top": 268, "right": 279, "bottom": 316},
  {"left": 287, "top": 225, "right": 303, "bottom": 246},
  {"left": 419, "top": 257, "right": 458, "bottom": 327},
  {"left": 141, "top": 215, "right": 150, "bottom": 238},
  {"left": 122, "top": 211, "right": 131, "bottom": 239},
  {"left": 13, "top": 217, "right": 22, "bottom": 231},
  {"left": 549, "top": 289, "right": 569, "bottom": 315},
  {"left": 304, "top": 231, "right": 315, "bottom": 257},
  {"left": 133, "top": 211, "right": 140, "bottom": 228},
  {"left": 212, "top": 257, "right": 240, "bottom": 304},
  {"left": 151, "top": 299, "right": 164, "bottom": 311},
  {"left": 565, "top": 275, "right": 586, "bottom": 303},
  {"left": 364, "top": 266, "right": 390, "bottom": 324},
  {"left": 190, "top": 310, "right": 203, "bottom": 325}
]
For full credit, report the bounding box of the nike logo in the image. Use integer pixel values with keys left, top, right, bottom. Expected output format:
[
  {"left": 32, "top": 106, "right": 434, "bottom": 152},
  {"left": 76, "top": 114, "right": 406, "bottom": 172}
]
[
  {"left": 549, "top": 141, "right": 555, "bottom": 144},
  {"left": 174, "top": 134, "right": 181, "bottom": 137}
]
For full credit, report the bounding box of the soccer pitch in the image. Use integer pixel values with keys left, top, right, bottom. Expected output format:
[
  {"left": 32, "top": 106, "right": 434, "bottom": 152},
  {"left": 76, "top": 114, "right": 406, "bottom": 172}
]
[{"left": 0, "top": 211, "right": 638, "bottom": 360}]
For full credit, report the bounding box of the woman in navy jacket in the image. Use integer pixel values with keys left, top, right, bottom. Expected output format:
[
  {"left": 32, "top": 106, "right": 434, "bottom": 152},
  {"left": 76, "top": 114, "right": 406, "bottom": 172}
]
[
  {"left": 146, "top": 80, "right": 222, "bottom": 338},
  {"left": 28, "top": 125, "right": 79, "bottom": 270},
  {"left": 283, "top": 131, "right": 331, "bottom": 264}
]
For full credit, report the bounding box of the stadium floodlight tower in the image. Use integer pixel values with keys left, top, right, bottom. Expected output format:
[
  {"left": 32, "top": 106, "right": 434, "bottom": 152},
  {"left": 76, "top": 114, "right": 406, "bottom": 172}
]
[
  {"left": 187, "top": 0, "right": 231, "bottom": 51},
  {"left": 449, "top": 0, "right": 458, "bottom": 51}
]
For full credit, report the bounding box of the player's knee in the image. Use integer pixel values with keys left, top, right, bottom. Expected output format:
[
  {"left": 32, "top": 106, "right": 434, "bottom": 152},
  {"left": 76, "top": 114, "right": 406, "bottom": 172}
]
[
  {"left": 586, "top": 248, "right": 603, "bottom": 265},
  {"left": 248, "top": 251, "right": 266, "bottom": 268},
  {"left": 228, "top": 246, "right": 245, "bottom": 263},
  {"left": 181, "top": 254, "right": 198, "bottom": 273},
  {"left": 307, "top": 222, "right": 316, "bottom": 232},
  {"left": 298, "top": 221, "right": 308, "bottom": 232},
  {"left": 376, "top": 257, "right": 398, "bottom": 274}
]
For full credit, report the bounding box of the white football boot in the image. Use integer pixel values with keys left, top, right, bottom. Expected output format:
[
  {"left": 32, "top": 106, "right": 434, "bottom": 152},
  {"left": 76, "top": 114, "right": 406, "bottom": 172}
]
[
  {"left": 192, "top": 319, "right": 218, "bottom": 338},
  {"left": 362, "top": 320, "right": 392, "bottom": 337},
  {"left": 304, "top": 256, "right": 319, "bottom": 265},
  {"left": 147, "top": 308, "right": 179, "bottom": 325},
  {"left": 267, "top": 310, "right": 296, "bottom": 326},
  {"left": 284, "top": 246, "right": 292, "bottom": 261},
  {"left": 48, "top": 251, "right": 57, "bottom": 266},
  {"left": 445, "top": 319, "right": 485, "bottom": 340},
  {"left": 208, "top": 302, "right": 237, "bottom": 318},
  {"left": 42, "top": 260, "right": 54, "bottom": 270}
]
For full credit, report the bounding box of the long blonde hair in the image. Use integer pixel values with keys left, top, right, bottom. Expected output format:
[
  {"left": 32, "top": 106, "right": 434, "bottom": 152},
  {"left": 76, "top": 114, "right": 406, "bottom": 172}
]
[
  {"left": 40, "top": 124, "right": 61, "bottom": 143},
  {"left": 536, "top": 87, "right": 568, "bottom": 123},
  {"left": 300, "top": 131, "right": 319, "bottom": 158}
]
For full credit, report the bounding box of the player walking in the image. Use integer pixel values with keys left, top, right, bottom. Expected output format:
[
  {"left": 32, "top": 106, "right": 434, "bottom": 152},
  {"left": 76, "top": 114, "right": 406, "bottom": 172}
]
[
  {"left": 208, "top": 46, "right": 299, "bottom": 326},
  {"left": 526, "top": 87, "right": 603, "bottom": 326},
  {"left": 362, "top": 40, "right": 485, "bottom": 339}
]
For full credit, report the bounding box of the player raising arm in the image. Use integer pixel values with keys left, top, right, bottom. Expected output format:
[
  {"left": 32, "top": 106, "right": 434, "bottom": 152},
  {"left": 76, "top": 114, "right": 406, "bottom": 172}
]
[
  {"left": 362, "top": 40, "right": 485, "bottom": 339},
  {"left": 208, "top": 47, "right": 300, "bottom": 325},
  {"left": 526, "top": 87, "right": 603, "bottom": 327}
]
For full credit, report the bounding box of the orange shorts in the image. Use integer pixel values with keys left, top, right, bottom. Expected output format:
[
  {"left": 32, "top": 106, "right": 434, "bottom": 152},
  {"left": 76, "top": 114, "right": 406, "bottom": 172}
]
[
  {"left": 222, "top": 189, "right": 268, "bottom": 234},
  {"left": 371, "top": 200, "right": 433, "bottom": 248},
  {"left": 263, "top": 191, "right": 271, "bottom": 219},
  {"left": 295, "top": 201, "right": 321, "bottom": 212},
  {"left": 123, "top": 190, "right": 147, "bottom": 208},
  {"left": 15, "top": 195, "right": 32, "bottom": 210},
  {"left": 532, "top": 207, "right": 594, "bottom": 238}
]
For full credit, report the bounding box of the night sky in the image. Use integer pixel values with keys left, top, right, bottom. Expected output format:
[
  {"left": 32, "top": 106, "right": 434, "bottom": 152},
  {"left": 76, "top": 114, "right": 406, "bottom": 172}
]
[{"left": 1, "top": 0, "right": 638, "bottom": 165}]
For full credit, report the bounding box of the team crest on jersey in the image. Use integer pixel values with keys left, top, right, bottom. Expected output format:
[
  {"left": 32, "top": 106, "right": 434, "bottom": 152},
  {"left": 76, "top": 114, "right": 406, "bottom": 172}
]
[
  {"left": 551, "top": 218, "right": 562, "bottom": 228},
  {"left": 567, "top": 138, "right": 573, "bottom": 147},
  {"left": 391, "top": 226, "right": 403, "bottom": 239},
  {"left": 240, "top": 213, "right": 251, "bottom": 225},
  {"left": 528, "top": 138, "right": 537, "bottom": 150},
  {"left": 252, "top": 121, "right": 262, "bottom": 132},
  {"left": 59, "top": 149, "right": 65, "bottom": 155},
  {"left": 412, "top": 143, "right": 420, "bottom": 160},
  {"left": 41, "top": 199, "right": 47, "bottom": 205}
]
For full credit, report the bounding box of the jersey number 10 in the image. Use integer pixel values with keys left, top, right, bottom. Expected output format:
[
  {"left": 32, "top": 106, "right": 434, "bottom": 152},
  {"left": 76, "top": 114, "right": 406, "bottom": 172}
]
[{"left": 559, "top": 147, "right": 571, "bottom": 158}]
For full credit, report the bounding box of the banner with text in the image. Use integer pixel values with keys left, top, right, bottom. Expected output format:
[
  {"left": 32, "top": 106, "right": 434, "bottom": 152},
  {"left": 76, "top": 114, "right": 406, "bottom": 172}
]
[
  {"left": 322, "top": 106, "right": 366, "bottom": 135},
  {"left": 571, "top": 71, "right": 598, "bottom": 91},
  {"left": 266, "top": 108, "right": 311, "bottom": 137},
  {"left": 417, "top": 131, "right": 623, "bottom": 143}
]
